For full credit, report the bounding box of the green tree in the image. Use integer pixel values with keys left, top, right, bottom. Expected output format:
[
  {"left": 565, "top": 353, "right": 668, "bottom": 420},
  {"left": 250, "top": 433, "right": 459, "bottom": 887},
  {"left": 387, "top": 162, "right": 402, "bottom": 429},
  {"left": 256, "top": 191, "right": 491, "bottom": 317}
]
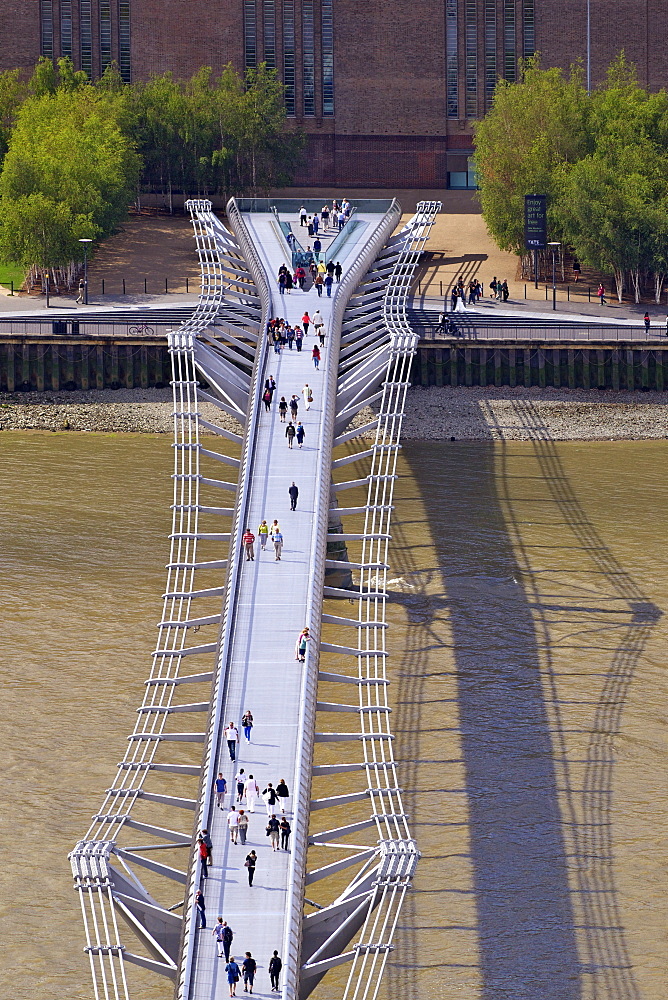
[
  {"left": 556, "top": 56, "right": 668, "bottom": 301},
  {"left": 0, "top": 87, "right": 139, "bottom": 276},
  {"left": 473, "top": 58, "right": 590, "bottom": 254}
]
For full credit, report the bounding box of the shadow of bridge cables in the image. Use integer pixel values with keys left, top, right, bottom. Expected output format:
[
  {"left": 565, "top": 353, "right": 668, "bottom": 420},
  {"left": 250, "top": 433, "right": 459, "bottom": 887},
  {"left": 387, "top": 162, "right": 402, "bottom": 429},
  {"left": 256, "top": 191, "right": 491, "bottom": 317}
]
[
  {"left": 481, "top": 400, "right": 660, "bottom": 1000},
  {"left": 389, "top": 444, "right": 582, "bottom": 1000}
]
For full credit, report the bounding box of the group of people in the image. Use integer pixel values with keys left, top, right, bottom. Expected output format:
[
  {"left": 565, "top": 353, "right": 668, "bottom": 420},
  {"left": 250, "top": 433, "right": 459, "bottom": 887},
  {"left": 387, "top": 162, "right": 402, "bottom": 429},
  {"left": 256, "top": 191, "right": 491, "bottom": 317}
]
[
  {"left": 267, "top": 311, "right": 326, "bottom": 355},
  {"left": 195, "top": 712, "right": 295, "bottom": 995},
  {"left": 489, "top": 276, "right": 510, "bottom": 302},
  {"left": 278, "top": 259, "right": 342, "bottom": 297},
  {"left": 299, "top": 198, "right": 351, "bottom": 234}
]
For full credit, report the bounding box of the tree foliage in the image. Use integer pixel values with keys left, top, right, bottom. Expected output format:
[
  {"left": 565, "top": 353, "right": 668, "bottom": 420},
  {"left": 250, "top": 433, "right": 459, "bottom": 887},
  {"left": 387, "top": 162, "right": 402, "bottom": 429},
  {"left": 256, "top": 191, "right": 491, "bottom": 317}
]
[
  {"left": 474, "top": 53, "right": 668, "bottom": 301},
  {"left": 0, "top": 56, "right": 301, "bottom": 276}
]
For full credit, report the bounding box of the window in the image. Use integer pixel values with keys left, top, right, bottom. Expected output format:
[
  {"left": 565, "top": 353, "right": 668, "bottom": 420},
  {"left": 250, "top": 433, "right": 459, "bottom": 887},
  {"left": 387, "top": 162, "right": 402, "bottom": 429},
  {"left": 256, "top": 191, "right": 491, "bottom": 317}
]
[
  {"left": 263, "top": 1, "right": 276, "bottom": 68},
  {"left": 244, "top": 1, "right": 257, "bottom": 69},
  {"left": 484, "top": 0, "right": 496, "bottom": 109},
  {"left": 465, "top": 0, "right": 477, "bottom": 118},
  {"left": 283, "top": 0, "right": 295, "bottom": 115},
  {"left": 80, "top": 1, "right": 93, "bottom": 77},
  {"left": 60, "top": 1, "right": 73, "bottom": 58},
  {"left": 302, "top": 0, "right": 315, "bottom": 116},
  {"left": 448, "top": 157, "right": 478, "bottom": 189},
  {"left": 446, "top": 0, "right": 458, "bottom": 119},
  {"left": 504, "top": 0, "right": 516, "bottom": 81},
  {"left": 99, "top": 0, "right": 112, "bottom": 71},
  {"left": 322, "top": 0, "right": 334, "bottom": 116},
  {"left": 523, "top": 0, "right": 535, "bottom": 58},
  {"left": 40, "top": 1, "right": 54, "bottom": 59},
  {"left": 119, "top": 1, "right": 131, "bottom": 82}
]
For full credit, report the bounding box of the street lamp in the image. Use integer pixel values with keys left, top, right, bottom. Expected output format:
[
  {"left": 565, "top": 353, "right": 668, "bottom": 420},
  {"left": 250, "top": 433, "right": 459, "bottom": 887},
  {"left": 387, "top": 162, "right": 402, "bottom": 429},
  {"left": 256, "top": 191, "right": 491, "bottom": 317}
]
[
  {"left": 548, "top": 241, "right": 561, "bottom": 311},
  {"left": 79, "top": 238, "right": 93, "bottom": 305}
]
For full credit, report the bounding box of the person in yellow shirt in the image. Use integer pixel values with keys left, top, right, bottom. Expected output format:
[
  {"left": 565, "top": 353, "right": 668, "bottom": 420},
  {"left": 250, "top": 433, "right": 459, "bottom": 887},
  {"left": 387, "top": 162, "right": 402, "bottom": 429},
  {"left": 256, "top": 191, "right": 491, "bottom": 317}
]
[{"left": 258, "top": 520, "right": 269, "bottom": 552}]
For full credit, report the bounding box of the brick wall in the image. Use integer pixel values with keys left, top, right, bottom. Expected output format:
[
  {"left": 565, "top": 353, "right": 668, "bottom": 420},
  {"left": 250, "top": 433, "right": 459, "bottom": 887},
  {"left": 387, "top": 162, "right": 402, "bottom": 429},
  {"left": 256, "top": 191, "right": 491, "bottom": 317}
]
[{"left": 0, "top": 1, "right": 41, "bottom": 73}]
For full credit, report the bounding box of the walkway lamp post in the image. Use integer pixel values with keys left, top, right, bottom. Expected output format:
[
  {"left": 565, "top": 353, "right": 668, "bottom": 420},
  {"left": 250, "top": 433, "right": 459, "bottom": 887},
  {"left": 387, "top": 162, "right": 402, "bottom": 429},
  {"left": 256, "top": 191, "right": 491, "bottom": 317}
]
[
  {"left": 548, "top": 241, "right": 561, "bottom": 311},
  {"left": 79, "top": 238, "right": 93, "bottom": 305}
]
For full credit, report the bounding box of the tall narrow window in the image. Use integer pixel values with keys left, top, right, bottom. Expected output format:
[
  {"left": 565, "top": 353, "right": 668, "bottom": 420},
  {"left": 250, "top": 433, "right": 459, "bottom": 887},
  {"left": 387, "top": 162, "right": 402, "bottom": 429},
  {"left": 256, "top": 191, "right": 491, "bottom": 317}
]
[
  {"left": 321, "top": 0, "right": 334, "bottom": 116},
  {"left": 283, "top": 0, "right": 295, "bottom": 115},
  {"left": 523, "top": 0, "right": 535, "bottom": 58},
  {"left": 60, "top": 1, "right": 73, "bottom": 58},
  {"left": 465, "top": 0, "right": 477, "bottom": 117},
  {"left": 263, "top": 1, "right": 276, "bottom": 67},
  {"left": 40, "top": 1, "right": 54, "bottom": 58},
  {"left": 80, "top": 1, "right": 93, "bottom": 77},
  {"left": 99, "top": 0, "right": 112, "bottom": 71},
  {"left": 119, "top": 1, "right": 131, "bottom": 82},
  {"left": 446, "top": 0, "right": 458, "bottom": 119},
  {"left": 484, "top": 0, "right": 496, "bottom": 109},
  {"left": 302, "top": 0, "right": 315, "bottom": 116},
  {"left": 503, "top": 0, "right": 516, "bottom": 81},
  {"left": 244, "top": 1, "right": 257, "bottom": 69}
]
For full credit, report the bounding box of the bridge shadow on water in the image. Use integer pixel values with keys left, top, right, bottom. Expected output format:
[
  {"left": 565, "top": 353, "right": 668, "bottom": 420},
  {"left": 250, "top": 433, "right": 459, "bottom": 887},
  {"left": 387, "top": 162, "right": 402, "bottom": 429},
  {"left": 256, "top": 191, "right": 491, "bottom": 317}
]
[{"left": 384, "top": 422, "right": 657, "bottom": 999}]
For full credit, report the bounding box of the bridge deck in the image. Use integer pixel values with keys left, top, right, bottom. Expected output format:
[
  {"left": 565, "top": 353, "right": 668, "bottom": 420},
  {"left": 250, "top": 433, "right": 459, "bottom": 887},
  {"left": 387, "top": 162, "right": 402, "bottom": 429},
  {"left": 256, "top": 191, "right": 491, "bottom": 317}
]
[{"left": 186, "top": 210, "right": 378, "bottom": 999}]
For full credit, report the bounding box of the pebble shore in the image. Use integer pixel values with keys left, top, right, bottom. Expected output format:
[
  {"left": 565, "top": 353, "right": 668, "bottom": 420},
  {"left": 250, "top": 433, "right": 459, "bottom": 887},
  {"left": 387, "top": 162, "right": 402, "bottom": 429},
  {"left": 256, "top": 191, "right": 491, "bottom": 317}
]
[{"left": 0, "top": 385, "right": 666, "bottom": 440}]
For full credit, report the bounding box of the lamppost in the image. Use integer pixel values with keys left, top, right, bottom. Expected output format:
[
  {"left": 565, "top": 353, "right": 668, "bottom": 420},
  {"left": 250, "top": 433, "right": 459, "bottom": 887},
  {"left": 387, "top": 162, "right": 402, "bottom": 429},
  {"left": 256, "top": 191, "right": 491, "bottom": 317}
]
[
  {"left": 79, "top": 238, "right": 93, "bottom": 305},
  {"left": 548, "top": 241, "right": 561, "bottom": 311},
  {"left": 586, "top": 0, "right": 591, "bottom": 93}
]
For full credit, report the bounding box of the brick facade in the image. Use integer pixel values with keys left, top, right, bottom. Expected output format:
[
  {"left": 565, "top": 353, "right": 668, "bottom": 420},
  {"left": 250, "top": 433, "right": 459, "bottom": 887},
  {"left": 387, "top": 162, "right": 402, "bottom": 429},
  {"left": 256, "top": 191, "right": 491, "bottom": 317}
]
[{"left": 0, "top": 2, "right": 663, "bottom": 188}]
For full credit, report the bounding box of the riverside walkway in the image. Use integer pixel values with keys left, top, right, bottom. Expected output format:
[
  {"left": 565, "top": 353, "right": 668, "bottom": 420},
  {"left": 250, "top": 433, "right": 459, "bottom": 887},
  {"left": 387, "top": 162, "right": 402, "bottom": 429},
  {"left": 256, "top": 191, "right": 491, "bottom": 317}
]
[{"left": 70, "top": 197, "right": 440, "bottom": 1000}]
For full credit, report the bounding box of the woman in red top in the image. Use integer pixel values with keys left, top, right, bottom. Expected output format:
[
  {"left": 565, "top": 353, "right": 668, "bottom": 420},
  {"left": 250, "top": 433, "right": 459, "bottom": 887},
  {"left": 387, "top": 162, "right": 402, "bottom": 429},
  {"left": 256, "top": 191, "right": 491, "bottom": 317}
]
[
  {"left": 312, "top": 344, "right": 321, "bottom": 369},
  {"left": 302, "top": 311, "right": 310, "bottom": 336},
  {"left": 198, "top": 837, "right": 211, "bottom": 878}
]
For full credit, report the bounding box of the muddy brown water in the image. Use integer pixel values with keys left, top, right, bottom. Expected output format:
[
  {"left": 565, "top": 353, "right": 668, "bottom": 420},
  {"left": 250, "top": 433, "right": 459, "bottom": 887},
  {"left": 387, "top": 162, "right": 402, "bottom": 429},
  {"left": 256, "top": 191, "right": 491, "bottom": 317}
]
[{"left": 1, "top": 433, "right": 666, "bottom": 1000}]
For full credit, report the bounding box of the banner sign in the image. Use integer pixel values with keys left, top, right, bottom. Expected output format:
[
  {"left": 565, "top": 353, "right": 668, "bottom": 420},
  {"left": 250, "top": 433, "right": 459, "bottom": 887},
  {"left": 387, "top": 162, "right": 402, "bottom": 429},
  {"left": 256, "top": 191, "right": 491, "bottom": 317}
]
[{"left": 525, "top": 194, "right": 547, "bottom": 250}]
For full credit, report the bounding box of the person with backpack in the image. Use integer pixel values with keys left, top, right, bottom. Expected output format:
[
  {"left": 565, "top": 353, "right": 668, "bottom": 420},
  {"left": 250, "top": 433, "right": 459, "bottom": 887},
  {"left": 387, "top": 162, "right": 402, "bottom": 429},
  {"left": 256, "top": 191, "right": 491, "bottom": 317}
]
[
  {"left": 290, "top": 395, "right": 299, "bottom": 420},
  {"left": 263, "top": 783, "right": 280, "bottom": 815},
  {"left": 212, "top": 918, "right": 227, "bottom": 955},
  {"left": 268, "top": 951, "right": 282, "bottom": 992},
  {"left": 295, "top": 423, "right": 306, "bottom": 449},
  {"left": 266, "top": 814, "right": 280, "bottom": 850},
  {"left": 221, "top": 921, "right": 234, "bottom": 960},
  {"left": 285, "top": 421, "right": 296, "bottom": 449},
  {"left": 198, "top": 837, "right": 211, "bottom": 878},
  {"left": 225, "top": 956, "right": 241, "bottom": 996},
  {"left": 242, "top": 952, "right": 257, "bottom": 994}
]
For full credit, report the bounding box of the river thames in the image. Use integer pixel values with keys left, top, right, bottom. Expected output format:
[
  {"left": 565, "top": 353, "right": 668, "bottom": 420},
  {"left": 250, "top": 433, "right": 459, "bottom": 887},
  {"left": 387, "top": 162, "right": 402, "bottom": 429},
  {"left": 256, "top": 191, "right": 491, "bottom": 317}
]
[{"left": 1, "top": 432, "right": 666, "bottom": 1000}]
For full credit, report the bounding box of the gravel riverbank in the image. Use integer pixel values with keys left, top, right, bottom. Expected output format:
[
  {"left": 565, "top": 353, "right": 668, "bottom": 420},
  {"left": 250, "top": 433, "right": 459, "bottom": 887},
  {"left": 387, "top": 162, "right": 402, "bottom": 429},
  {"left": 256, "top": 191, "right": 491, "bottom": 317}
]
[{"left": 0, "top": 385, "right": 666, "bottom": 440}]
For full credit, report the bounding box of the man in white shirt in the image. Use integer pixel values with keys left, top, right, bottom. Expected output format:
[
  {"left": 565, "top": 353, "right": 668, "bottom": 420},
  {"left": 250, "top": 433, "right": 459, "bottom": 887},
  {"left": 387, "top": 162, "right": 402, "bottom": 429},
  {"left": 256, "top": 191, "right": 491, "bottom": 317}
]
[
  {"left": 244, "top": 774, "right": 260, "bottom": 813},
  {"left": 227, "top": 807, "right": 239, "bottom": 844},
  {"left": 224, "top": 722, "right": 239, "bottom": 761}
]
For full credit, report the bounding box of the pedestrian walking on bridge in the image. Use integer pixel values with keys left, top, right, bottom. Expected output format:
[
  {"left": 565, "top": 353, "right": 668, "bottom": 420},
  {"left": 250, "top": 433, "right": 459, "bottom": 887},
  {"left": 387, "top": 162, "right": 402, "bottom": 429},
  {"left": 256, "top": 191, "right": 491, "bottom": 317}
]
[
  {"left": 312, "top": 344, "right": 321, "bottom": 369},
  {"left": 290, "top": 394, "right": 299, "bottom": 420},
  {"left": 227, "top": 807, "right": 239, "bottom": 844},
  {"left": 237, "top": 809, "right": 249, "bottom": 844},
  {"left": 280, "top": 817, "right": 291, "bottom": 850},
  {"left": 289, "top": 482, "right": 299, "bottom": 510},
  {"left": 242, "top": 709, "right": 253, "bottom": 742},
  {"left": 296, "top": 422, "right": 305, "bottom": 449},
  {"left": 258, "top": 520, "right": 269, "bottom": 550},
  {"left": 215, "top": 773, "right": 227, "bottom": 808},
  {"left": 243, "top": 953, "right": 257, "bottom": 994},
  {"left": 269, "top": 951, "right": 282, "bottom": 992},
  {"left": 226, "top": 957, "right": 241, "bottom": 996},
  {"left": 303, "top": 383, "right": 313, "bottom": 410},
  {"left": 245, "top": 850, "right": 257, "bottom": 886},
  {"left": 242, "top": 529, "right": 255, "bottom": 561},
  {"left": 225, "top": 721, "right": 239, "bottom": 759},
  {"left": 286, "top": 421, "right": 296, "bottom": 448},
  {"left": 244, "top": 774, "right": 260, "bottom": 812},
  {"left": 273, "top": 529, "right": 284, "bottom": 561},
  {"left": 276, "top": 778, "right": 290, "bottom": 812}
]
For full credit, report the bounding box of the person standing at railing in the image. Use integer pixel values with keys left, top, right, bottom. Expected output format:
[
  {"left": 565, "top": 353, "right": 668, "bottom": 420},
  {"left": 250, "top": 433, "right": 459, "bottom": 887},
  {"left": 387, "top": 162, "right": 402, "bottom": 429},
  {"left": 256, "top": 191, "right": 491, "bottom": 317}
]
[
  {"left": 295, "top": 626, "right": 310, "bottom": 662},
  {"left": 644, "top": 312, "right": 650, "bottom": 334},
  {"left": 195, "top": 889, "right": 206, "bottom": 928}
]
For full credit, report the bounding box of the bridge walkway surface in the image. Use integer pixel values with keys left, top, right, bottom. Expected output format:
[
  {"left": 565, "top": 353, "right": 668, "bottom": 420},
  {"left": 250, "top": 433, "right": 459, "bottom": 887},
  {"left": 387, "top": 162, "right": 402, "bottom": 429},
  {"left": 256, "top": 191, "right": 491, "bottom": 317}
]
[{"left": 185, "top": 209, "right": 382, "bottom": 998}]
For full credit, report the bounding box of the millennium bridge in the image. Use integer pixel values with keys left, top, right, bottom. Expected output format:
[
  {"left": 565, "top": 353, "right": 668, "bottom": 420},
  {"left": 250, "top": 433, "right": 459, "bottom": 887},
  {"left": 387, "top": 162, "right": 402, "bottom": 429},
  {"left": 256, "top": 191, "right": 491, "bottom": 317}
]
[{"left": 69, "top": 196, "right": 439, "bottom": 1000}]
